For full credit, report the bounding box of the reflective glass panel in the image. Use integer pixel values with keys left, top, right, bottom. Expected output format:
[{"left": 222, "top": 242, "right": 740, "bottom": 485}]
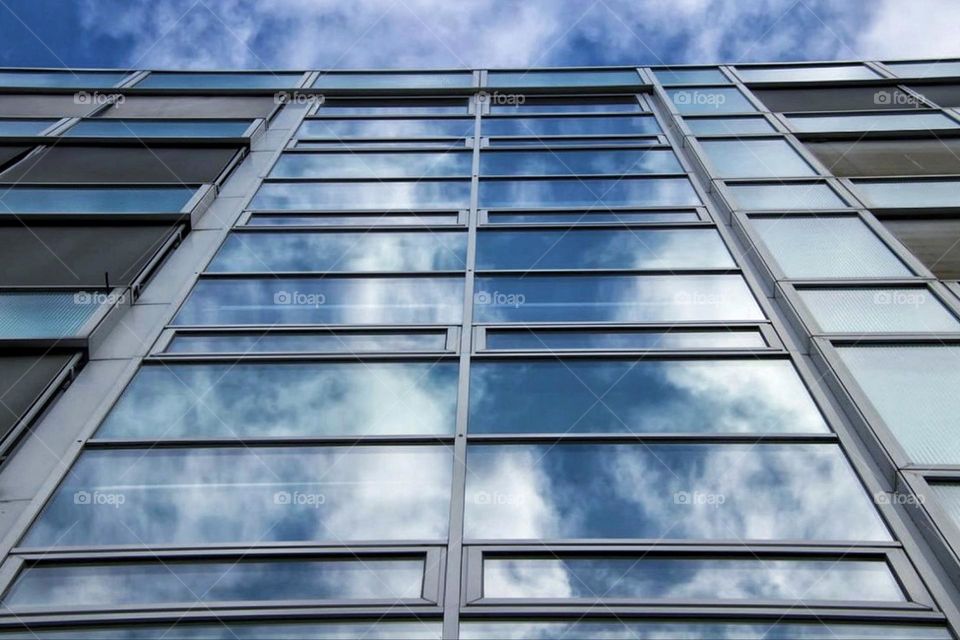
[
  {"left": 313, "top": 72, "right": 472, "bottom": 89},
  {"left": 296, "top": 140, "right": 469, "bottom": 149},
  {"left": 929, "top": 483, "right": 960, "bottom": 530},
  {"left": 0, "top": 119, "right": 57, "bottom": 135},
  {"left": 166, "top": 330, "right": 448, "bottom": 355},
  {"left": 787, "top": 112, "right": 959, "bottom": 133},
  {"left": 271, "top": 151, "right": 472, "bottom": 178},
  {"left": 298, "top": 118, "right": 474, "bottom": 138},
  {"left": 0, "top": 291, "right": 101, "bottom": 338},
  {"left": 464, "top": 443, "right": 890, "bottom": 540},
  {"left": 23, "top": 445, "right": 452, "bottom": 546},
  {"left": 489, "top": 96, "right": 642, "bottom": 114},
  {"left": 484, "top": 327, "right": 767, "bottom": 351},
  {"left": 887, "top": 61, "right": 960, "bottom": 78},
  {"left": 797, "top": 287, "right": 960, "bottom": 332},
  {"left": 473, "top": 274, "right": 763, "bottom": 323},
  {"left": 63, "top": 119, "right": 252, "bottom": 138},
  {"left": 486, "top": 210, "right": 699, "bottom": 224},
  {"left": 476, "top": 228, "right": 733, "bottom": 270},
  {"left": 208, "top": 231, "right": 466, "bottom": 272},
  {"left": 737, "top": 64, "right": 879, "bottom": 82},
  {"left": 2, "top": 558, "right": 424, "bottom": 608},
  {"left": 479, "top": 177, "right": 700, "bottom": 208},
  {"left": 251, "top": 181, "right": 471, "bottom": 210},
  {"left": 487, "top": 70, "right": 641, "bottom": 87},
  {"left": 174, "top": 277, "right": 463, "bottom": 325},
  {"left": 482, "top": 115, "right": 660, "bottom": 136},
  {"left": 854, "top": 179, "right": 960, "bottom": 209},
  {"left": 654, "top": 68, "right": 728, "bottom": 84},
  {"left": 319, "top": 98, "right": 468, "bottom": 114},
  {"left": 0, "top": 621, "right": 442, "bottom": 639},
  {"left": 728, "top": 183, "right": 847, "bottom": 210},
  {"left": 667, "top": 88, "right": 756, "bottom": 114},
  {"left": 0, "top": 186, "right": 195, "bottom": 213},
  {"left": 469, "top": 359, "right": 827, "bottom": 434},
  {"left": 480, "top": 149, "right": 681, "bottom": 176},
  {"left": 247, "top": 213, "right": 460, "bottom": 226},
  {"left": 0, "top": 71, "right": 128, "bottom": 88},
  {"left": 138, "top": 72, "right": 302, "bottom": 89},
  {"left": 96, "top": 362, "right": 458, "bottom": 438},
  {"left": 700, "top": 139, "right": 816, "bottom": 178},
  {"left": 685, "top": 116, "right": 775, "bottom": 135},
  {"left": 487, "top": 136, "right": 662, "bottom": 147}
]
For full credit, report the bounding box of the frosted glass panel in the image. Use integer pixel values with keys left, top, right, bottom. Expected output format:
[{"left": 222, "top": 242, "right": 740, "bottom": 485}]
[
  {"left": 930, "top": 483, "right": 960, "bottom": 529},
  {"left": 798, "top": 288, "right": 960, "bottom": 332},
  {"left": 855, "top": 179, "right": 960, "bottom": 209},
  {"left": 751, "top": 216, "right": 912, "bottom": 278},
  {"left": 0, "top": 291, "right": 102, "bottom": 338},
  {"left": 701, "top": 139, "right": 816, "bottom": 178},
  {"left": 728, "top": 183, "right": 846, "bottom": 210}
]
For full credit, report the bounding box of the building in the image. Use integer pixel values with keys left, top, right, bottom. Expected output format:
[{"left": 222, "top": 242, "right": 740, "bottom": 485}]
[{"left": 0, "top": 60, "right": 956, "bottom": 638}]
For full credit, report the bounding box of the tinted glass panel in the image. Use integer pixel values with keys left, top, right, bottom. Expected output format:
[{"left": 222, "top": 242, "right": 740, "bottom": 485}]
[
  {"left": 484, "top": 328, "right": 767, "bottom": 351},
  {"left": 208, "top": 231, "right": 466, "bottom": 272},
  {"left": 476, "top": 228, "right": 733, "bottom": 270},
  {"left": 473, "top": 274, "right": 763, "bottom": 323},
  {"left": 0, "top": 71, "right": 127, "bottom": 88},
  {"left": 0, "top": 292, "right": 101, "bottom": 338},
  {"left": 855, "top": 179, "right": 960, "bottom": 208},
  {"left": 487, "top": 70, "right": 641, "bottom": 87},
  {"left": 247, "top": 213, "right": 460, "bottom": 226},
  {"left": 686, "top": 116, "right": 775, "bottom": 135},
  {"left": 479, "top": 177, "right": 700, "bottom": 208},
  {"left": 175, "top": 277, "right": 463, "bottom": 325},
  {"left": 251, "top": 181, "right": 470, "bottom": 210},
  {"left": 480, "top": 149, "right": 681, "bottom": 176},
  {"left": 482, "top": 115, "right": 659, "bottom": 136},
  {"left": 23, "top": 445, "right": 452, "bottom": 546},
  {"left": 807, "top": 139, "right": 960, "bottom": 176},
  {"left": 728, "top": 183, "right": 846, "bottom": 210},
  {"left": 469, "top": 359, "right": 826, "bottom": 434},
  {"left": 63, "top": 119, "right": 251, "bottom": 138},
  {"left": 0, "top": 119, "right": 56, "bottom": 135},
  {"left": 96, "top": 362, "right": 458, "bottom": 439},
  {"left": 667, "top": 88, "right": 756, "bottom": 114},
  {"left": 654, "top": 68, "right": 728, "bottom": 84},
  {"left": 0, "top": 186, "right": 194, "bottom": 213},
  {"left": 318, "top": 98, "right": 468, "bottom": 114},
  {"left": 0, "top": 621, "right": 442, "bottom": 639},
  {"left": 909, "top": 84, "right": 960, "bottom": 108},
  {"left": 888, "top": 61, "right": 960, "bottom": 78},
  {"left": 138, "top": 72, "right": 302, "bottom": 89},
  {"left": 464, "top": 443, "right": 889, "bottom": 540},
  {"left": 313, "top": 72, "right": 472, "bottom": 89},
  {"left": 2, "top": 558, "right": 424, "bottom": 608},
  {"left": 483, "top": 556, "right": 902, "bottom": 602},
  {"left": 700, "top": 139, "right": 815, "bottom": 178},
  {"left": 489, "top": 96, "right": 642, "bottom": 114},
  {"left": 166, "top": 330, "right": 448, "bottom": 355},
  {"left": 487, "top": 136, "right": 662, "bottom": 147},
  {"left": 797, "top": 287, "right": 960, "bottom": 332},
  {"left": 98, "top": 95, "right": 278, "bottom": 119},
  {"left": 486, "top": 210, "right": 699, "bottom": 224},
  {"left": 836, "top": 345, "right": 960, "bottom": 465},
  {"left": 0, "top": 94, "right": 100, "bottom": 117},
  {"left": 884, "top": 218, "right": 960, "bottom": 279},
  {"left": 788, "top": 112, "right": 958, "bottom": 133},
  {"left": 271, "top": 151, "right": 472, "bottom": 178},
  {"left": 753, "top": 87, "right": 923, "bottom": 112},
  {"left": 737, "top": 65, "right": 879, "bottom": 82},
  {"left": 298, "top": 118, "right": 474, "bottom": 138},
  {"left": 0, "top": 355, "right": 75, "bottom": 443},
  {"left": 750, "top": 216, "right": 911, "bottom": 278}
]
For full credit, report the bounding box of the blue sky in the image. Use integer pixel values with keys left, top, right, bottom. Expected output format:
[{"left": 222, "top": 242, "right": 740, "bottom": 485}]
[{"left": 0, "top": 0, "right": 957, "bottom": 70}]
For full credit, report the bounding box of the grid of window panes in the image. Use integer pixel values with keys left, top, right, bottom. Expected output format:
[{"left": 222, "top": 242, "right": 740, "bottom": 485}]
[{"left": 0, "top": 66, "right": 954, "bottom": 640}]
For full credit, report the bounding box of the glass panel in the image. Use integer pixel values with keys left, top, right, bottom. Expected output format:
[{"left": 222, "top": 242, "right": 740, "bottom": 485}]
[
  {"left": 271, "top": 151, "right": 472, "bottom": 178},
  {"left": 836, "top": 345, "right": 960, "bottom": 465},
  {"left": 0, "top": 71, "right": 127, "bottom": 88},
  {"left": 166, "top": 330, "right": 448, "bottom": 354},
  {"left": 0, "top": 119, "right": 57, "bottom": 135},
  {"left": 138, "top": 72, "right": 302, "bottom": 89},
  {"left": 654, "top": 68, "right": 728, "bottom": 84},
  {"left": 755, "top": 87, "right": 924, "bottom": 112},
  {"left": 251, "top": 181, "right": 471, "bottom": 210},
  {"left": 489, "top": 96, "right": 642, "bottom": 114},
  {"left": 0, "top": 186, "right": 195, "bottom": 213},
  {"left": 174, "top": 277, "right": 463, "bottom": 325},
  {"left": 298, "top": 118, "right": 474, "bottom": 138},
  {"left": 700, "top": 139, "right": 816, "bottom": 178},
  {"left": 208, "top": 231, "right": 466, "bottom": 272},
  {"left": 23, "top": 445, "right": 452, "bottom": 546},
  {"left": 247, "top": 213, "right": 460, "bottom": 226},
  {"left": 0, "top": 621, "right": 441, "bottom": 639},
  {"left": 0, "top": 291, "right": 101, "bottom": 338},
  {"left": 855, "top": 179, "right": 960, "bottom": 209},
  {"left": 738, "top": 64, "right": 880, "bottom": 82},
  {"left": 787, "top": 112, "right": 959, "bottom": 133},
  {"left": 807, "top": 139, "right": 960, "bottom": 177},
  {"left": 483, "top": 556, "right": 903, "bottom": 602},
  {"left": 473, "top": 274, "right": 763, "bottom": 323},
  {"left": 487, "top": 70, "right": 641, "bottom": 87},
  {"left": 460, "top": 620, "right": 950, "bottom": 640},
  {"left": 482, "top": 115, "right": 660, "bottom": 136},
  {"left": 487, "top": 136, "right": 662, "bottom": 147},
  {"left": 728, "top": 183, "right": 847, "bottom": 210},
  {"left": 798, "top": 288, "right": 960, "bottom": 332},
  {"left": 484, "top": 328, "right": 767, "bottom": 351},
  {"left": 318, "top": 98, "right": 468, "bottom": 114},
  {"left": 667, "top": 88, "right": 756, "bottom": 114},
  {"left": 313, "top": 72, "right": 472, "bottom": 89},
  {"left": 476, "top": 228, "right": 733, "bottom": 270},
  {"left": 469, "top": 359, "right": 826, "bottom": 434},
  {"left": 750, "top": 216, "right": 912, "bottom": 278},
  {"left": 464, "top": 443, "right": 890, "bottom": 540},
  {"left": 929, "top": 483, "right": 960, "bottom": 530},
  {"left": 479, "top": 177, "right": 701, "bottom": 208},
  {"left": 480, "top": 149, "right": 681, "bottom": 176},
  {"left": 63, "top": 119, "right": 252, "bottom": 138},
  {"left": 887, "top": 61, "right": 960, "bottom": 78},
  {"left": 296, "top": 140, "right": 469, "bottom": 149},
  {"left": 487, "top": 210, "right": 699, "bottom": 224},
  {"left": 96, "top": 362, "right": 458, "bottom": 439},
  {"left": 685, "top": 116, "right": 775, "bottom": 135},
  {"left": 2, "top": 558, "right": 424, "bottom": 608}
]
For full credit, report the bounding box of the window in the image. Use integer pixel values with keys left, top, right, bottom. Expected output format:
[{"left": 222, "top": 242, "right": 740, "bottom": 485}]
[
  {"left": 654, "top": 68, "right": 728, "bottom": 84},
  {"left": 23, "top": 445, "right": 453, "bottom": 547},
  {"left": 0, "top": 355, "right": 77, "bottom": 445},
  {"left": 208, "top": 231, "right": 466, "bottom": 272},
  {"left": 0, "top": 119, "right": 57, "bottom": 135},
  {"left": 313, "top": 71, "right": 472, "bottom": 89},
  {"left": 479, "top": 149, "right": 681, "bottom": 176},
  {"left": 251, "top": 181, "right": 471, "bottom": 210},
  {"left": 247, "top": 212, "right": 462, "bottom": 227},
  {"left": 854, "top": 178, "right": 960, "bottom": 209},
  {"left": 727, "top": 182, "right": 847, "bottom": 210},
  {"left": 0, "top": 71, "right": 128, "bottom": 88},
  {"left": 887, "top": 61, "right": 960, "bottom": 78},
  {"left": 836, "top": 345, "right": 960, "bottom": 465},
  {"left": 475, "top": 228, "right": 733, "bottom": 270},
  {"left": 165, "top": 329, "right": 449, "bottom": 355},
  {"left": 0, "top": 620, "right": 444, "bottom": 638},
  {"left": 787, "top": 111, "right": 959, "bottom": 133},
  {"left": 97, "top": 95, "right": 279, "bottom": 119},
  {"left": 481, "top": 115, "right": 660, "bottom": 136},
  {"left": 96, "top": 362, "right": 458, "bottom": 439},
  {"left": 137, "top": 72, "right": 303, "bottom": 89},
  {"left": 0, "top": 186, "right": 196, "bottom": 213},
  {"left": 297, "top": 118, "right": 474, "bottom": 139},
  {"left": 270, "top": 151, "right": 472, "bottom": 178},
  {"left": 883, "top": 218, "right": 960, "bottom": 279},
  {"left": 463, "top": 443, "right": 890, "bottom": 540},
  {"left": 174, "top": 277, "right": 464, "bottom": 325},
  {"left": 686, "top": 116, "right": 775, "bottom": 135},
  {"left": 806, "top": 139, "right": 960, "bottom": 176},
  {"left": 63, "top": 119, "right": 253, "bottom": 138},
  {"left": 486, "top": 209, "right": 700, "bottom": 224},
  {"left": 797, "top": 287, "right": 960, "bottom": 332},
  {"left": 752, "top": 87, "right": 924, "bottom": 112},
  {"left": 487, "top": 69, "right": 641, "bottom": 87},
  {"left": 468, "top": 359, "right": 827, "bottom": 434},
  {"left": 750, "top": 216, "right": 911, "bottom": 278},
  {"left": 478, "top": 177, "right": 701, "bottom": 208},
  {"left": 473, "top": 274, "right": 763, "bottom": 323},
  {"left": 0, "top": 292, "right": 104, "bottom": 338},
  {"left": 486, "top": 136, "right": 662, "bottom": 148},
  {"left": 666, "top": 87, "right": 756, "bottom": 114},
  {"left": 908, "top": 84, "right": 960, "bottom": 108},
  {"left": 483, "top": 327, "right": 768, "bottom": 351},
  {"left": 488, "top": 96, "right": 642, "bottom": 114},
  {"left": 737, "top": 64, "right": 880, "bottom": 83},
  {"left": 318, "top": 98, "right": 469, "bottom": 114},
  {"left": 0, "top": 94, "right": 102, "bottom": 117},
  {"left": 700, "top": 139, "right": 816, "bottom": 178},
  {"left": 929, "top": 483, "right": 960, "bottom": 530}
]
